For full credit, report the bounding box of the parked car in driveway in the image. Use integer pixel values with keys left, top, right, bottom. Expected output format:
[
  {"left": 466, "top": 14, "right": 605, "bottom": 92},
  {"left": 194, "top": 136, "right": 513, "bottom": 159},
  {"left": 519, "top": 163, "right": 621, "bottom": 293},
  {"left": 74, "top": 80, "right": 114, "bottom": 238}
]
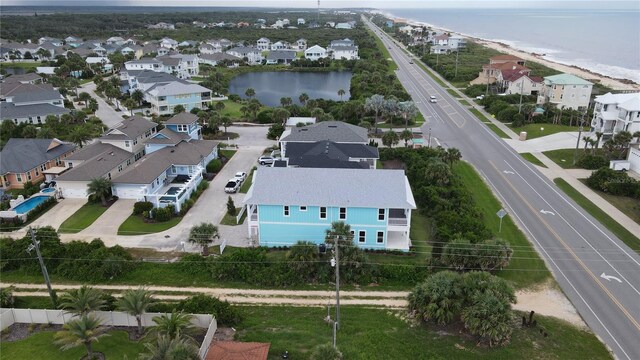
[
  {"left": 225, "top": 179, "right": 240, "bottom": 193},
  {"left": 234, "top": 172, "right": 247, "bottom": 183},
  {"left": 258, "top": 156, "right": 275, "bottom": 165}
]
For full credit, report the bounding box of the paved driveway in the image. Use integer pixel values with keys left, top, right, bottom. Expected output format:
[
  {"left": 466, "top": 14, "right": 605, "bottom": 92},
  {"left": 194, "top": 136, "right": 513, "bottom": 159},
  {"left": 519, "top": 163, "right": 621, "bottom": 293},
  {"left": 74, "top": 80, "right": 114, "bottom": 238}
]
[
  {"left": 76, "top": 199, "right": 136, "bottom": 241},
  {"left": 60, "top": 146, "right": 265, "bottom": 250},
  {"left": 27, "top": 198, "right": 86, "bottom": 231}
]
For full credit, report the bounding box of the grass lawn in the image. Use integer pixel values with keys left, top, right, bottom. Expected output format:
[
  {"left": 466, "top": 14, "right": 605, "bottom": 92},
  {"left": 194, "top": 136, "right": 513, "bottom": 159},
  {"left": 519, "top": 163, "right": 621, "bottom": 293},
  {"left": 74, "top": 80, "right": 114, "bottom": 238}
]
[
  {"left": 513, "top": 124, "right": 580, "bottom": 140},
  {"left": 376, "top": 159, "right": 383, "bottom": 169},
  {"left": 117, "top": 215, "right": 182, "bottom": 235},
  {"left": 454, "top": 162, "right": 551, "bottom": 288},
  {"left": 0, "top": 330, "right": 145, "bottom": 360},
  {"left": 0, "top": 62, "right": 41, "bottom": 71},
  {"left": 587, "top": 182, "right": 640, "bottom": 225},
  {"left": 239, "top": 167, "right": 256, "bottom": 193},
  {"left": 368, "top": 28, "right": 397, "bottom": 72},
  {"left": 554, "top": 178, "right": 640, "bottom": 253},
  {"left": 486, "top": 123, "right": 510, "bottom": 139},
  {"left": 368, "top": 211, "right": 431, "bottom": 265},
  {"left": 58, "top": 202, "right": 108, "bottom": 233},
  {"left": 520, "top": 153, "right": 547, "bottom": 168},
  {"left": 220, "top": 208, "right": 243, "bottom": 226},
  {"left": 542, "top": 148, "right": 582, "bottom": 169},
  {"left": 235, "top": 306, "right": 611, "bottom": 360},
  {"left": 446, "top": 88, "right": 460, "bottom": 98},
  {"left": 219, "top": 149, "right": 237, "bottom": 160},
  {"left": 218, "top": 99, "right": 250, "bottom": 119},
  {"left": 459, "top": 99, "right": 471, "bottom": 106}
]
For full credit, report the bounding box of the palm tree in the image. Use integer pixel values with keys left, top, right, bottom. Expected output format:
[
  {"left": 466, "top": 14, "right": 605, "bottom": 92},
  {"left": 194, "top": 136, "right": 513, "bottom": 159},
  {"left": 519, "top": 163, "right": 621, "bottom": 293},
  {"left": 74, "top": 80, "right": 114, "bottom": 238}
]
[
  {"left": 151, "top": 311, "right": 195, "bottom": 339},
  {"left": 272, "top": 108, "right": 291, "bottom": 124},
  {"left": 280, "top": 97, "right": 293, "bottom": 107},
  {"left": 220, "top": 115, "right": 233, "bottom": 134},
  {"left": 173, "top": 105, "right": 186, "bottom": 114},
  {"left": 443, "top": 148, "right": 462, "bottom": 167},
  {"left": 245, "top": 87, "right": 255, "bottom": 99},
  {"left": 299, "top": 92, "right": 309, "bottom": 105},
  {"left": 381, "top": 130, "right": 399, "bottom": 148},
  {"left": 337, "top": 89, "right": 345, "bottom": 101},
  {"left": 105, "top": 86, "right": 121, "bottom": 110},
  {"left": 55, "top": 315, "right": 109, "bottom": 359},
  {"left": 139, "top": 335, "right": 200, "bottom": 360},
  {"left": 214, "top": 101, "right": 225, "bottom": 112},
  {"left": 131, "top": 89, "right": 144, "bottom": 106},
  {"left": 117, "top": 288, "right": 154, "bottom": 337},
  {"left": 594, "top": 131, "right": 604, "bottom": 150},
  {"left": 400, "top": 129, "right": 413, "bottom": 147},
  {"left": 364, "top": 94, "right": 386, "bottom": 133},
  {"left": 188, "top": 223, "right": 219, "bottom": 256},
  {"left": 398, "top": 101, "right": 418, "bottom": 128},
  {"left": 123, "top": 98, "right": 137, "bottom": 116},
  {"left": 59, "top": 285, "right": 105, "bottom": 316},
  {"left": 67, "top": 77, "right": 80, "bottom": 98},
  {"left": 78, "top": 92, "right": 92, "bottom": 109},
  {"left": 425, "top": 159, "right": 453, "bottom": 186},
  {"left": 87, "top": 177, "right": 112, "bottom": 206}
]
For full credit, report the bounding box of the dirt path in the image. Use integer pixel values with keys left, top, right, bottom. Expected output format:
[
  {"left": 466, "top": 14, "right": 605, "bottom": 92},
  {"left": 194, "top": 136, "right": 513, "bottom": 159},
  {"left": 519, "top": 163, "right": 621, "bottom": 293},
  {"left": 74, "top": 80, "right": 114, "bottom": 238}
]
[{"left": 2, "top": 282, "right": 585, "bottom": 327}]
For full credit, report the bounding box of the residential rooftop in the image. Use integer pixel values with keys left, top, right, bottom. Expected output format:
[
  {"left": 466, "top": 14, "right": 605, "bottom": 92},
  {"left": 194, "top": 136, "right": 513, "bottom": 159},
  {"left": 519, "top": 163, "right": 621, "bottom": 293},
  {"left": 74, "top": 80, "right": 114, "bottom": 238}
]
[
  {"left": 0, "top": 138, "right": 75, "bottom": 174},
  {"left": 56, "top": 143, "right": 132, "bottom": 181},
  {"left": 244, "top": 167, "right": 416, "bottom": 209},
  {"left": 280, "top": 121, "right": 368, "bottom": 144}
]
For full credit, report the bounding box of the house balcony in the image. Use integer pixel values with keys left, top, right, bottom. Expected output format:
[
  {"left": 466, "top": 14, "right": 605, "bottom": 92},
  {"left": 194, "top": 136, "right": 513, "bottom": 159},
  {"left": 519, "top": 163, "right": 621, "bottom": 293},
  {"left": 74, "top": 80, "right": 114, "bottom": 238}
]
[
  {"left": 386, "top": 230, "right": 410, "bottom": 252},
  {"left": 145, "top": 168, "right": 203, "bottom": 213},
  {"left": 388, "top": 208, "right": 408, "bottom": 226}
]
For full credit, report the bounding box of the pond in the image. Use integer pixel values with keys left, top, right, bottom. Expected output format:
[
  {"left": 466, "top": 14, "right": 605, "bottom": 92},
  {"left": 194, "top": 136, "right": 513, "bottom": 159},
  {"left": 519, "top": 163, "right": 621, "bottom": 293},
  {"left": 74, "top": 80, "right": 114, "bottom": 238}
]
[{"left": 228, "top": 71, "right": 352, "bottom": 106}]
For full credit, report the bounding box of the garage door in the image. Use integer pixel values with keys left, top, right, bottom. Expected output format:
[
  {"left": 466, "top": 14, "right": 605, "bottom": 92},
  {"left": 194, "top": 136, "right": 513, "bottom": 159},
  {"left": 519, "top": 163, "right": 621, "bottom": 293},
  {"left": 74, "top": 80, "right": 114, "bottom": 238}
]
[
  {"left": 57, "top": 182, "right": 89, "bottom": 199},
  {"left": 113, "top": 185, "right": 145, "bottom": 200}
]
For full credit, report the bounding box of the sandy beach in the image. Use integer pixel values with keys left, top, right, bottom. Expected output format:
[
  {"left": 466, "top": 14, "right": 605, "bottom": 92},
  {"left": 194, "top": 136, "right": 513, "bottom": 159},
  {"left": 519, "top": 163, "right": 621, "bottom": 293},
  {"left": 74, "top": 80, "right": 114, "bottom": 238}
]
[{"left": 396, "top": 17, "right": 640, "bottom": 91}]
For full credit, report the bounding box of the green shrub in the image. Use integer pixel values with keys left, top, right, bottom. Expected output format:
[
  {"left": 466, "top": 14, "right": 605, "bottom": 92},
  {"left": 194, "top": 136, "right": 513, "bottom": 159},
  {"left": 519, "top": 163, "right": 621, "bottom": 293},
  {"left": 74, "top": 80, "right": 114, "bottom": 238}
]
[
  {"left": 177, "top": 294, "right": 242, "bottom": 326},
  {"left": 177, "top": 254, "right": 208, "bottom": 275},
  {"left": 310, "top": 343, "right": 343, "bottom": 360},
  {"left": 206, "top": 159, "right": 222, "bottom": 173},
  {"left": 267, "top": 123, "right": 285, "bottom": 140},
  {"left": 576, "top": 155, "right": 609, "bottom": 170},
  {"left": 133, "top": 201, "right": 154, "bottom": 215},
  {"left": 152, "top": 207, "right": 173, "bottom": 222},
  {"left": 26, "top": 197, "right": 57, "bottom": 222}
]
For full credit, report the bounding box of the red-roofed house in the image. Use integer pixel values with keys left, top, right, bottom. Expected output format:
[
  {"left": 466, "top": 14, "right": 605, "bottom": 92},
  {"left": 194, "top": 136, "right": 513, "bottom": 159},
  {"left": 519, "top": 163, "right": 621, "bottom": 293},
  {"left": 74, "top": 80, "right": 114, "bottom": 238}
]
[
  {"left": 504, "top": 73, "right": 543, "bottom": 96},
  {"left": 205, "top": 341, "right": 270, "bottom": 360},
  {"left": 471, "top": 54, "right": 533, "bottom": 88}
]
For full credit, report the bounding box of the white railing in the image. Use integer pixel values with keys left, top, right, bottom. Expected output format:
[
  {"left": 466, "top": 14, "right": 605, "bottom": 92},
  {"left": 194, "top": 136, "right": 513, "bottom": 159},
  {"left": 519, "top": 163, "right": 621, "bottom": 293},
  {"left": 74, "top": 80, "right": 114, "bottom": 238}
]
[
  {"left": 236, "top": 204, "right": 247, "bottom": 224},
  {"left": 0, "top": 308, "right": 213, "bottom": 332},
  {"left": 388, "top": 218, "right": 408, "bottom": 226},
  {"left": 198, "top": 318, "right": 218, "bottom": 359}
]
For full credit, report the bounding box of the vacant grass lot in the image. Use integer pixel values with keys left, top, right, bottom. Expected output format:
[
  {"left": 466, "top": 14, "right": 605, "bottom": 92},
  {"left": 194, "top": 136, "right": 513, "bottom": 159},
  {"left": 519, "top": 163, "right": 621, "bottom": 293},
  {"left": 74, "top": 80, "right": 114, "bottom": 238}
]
[
  {"left": 554, "top": 178, "right": 640, "bottom": 253},
  {"left": 0, "top": 330, "right": 145, "bottom": 360},
  {"left": 117, "top": 215, "right": 182, "bottom": 235},
  {"left": 58, "top": 202, "right": 108, "bottom": 233},
  {"left": 235, "top": 306, "right": 611, "bottom": 360},
  {"left": 513, "top": 124, "right": 580, "bottom": 140},
  {"left": 454, "top": 162, "right": 551, "bottom": 288},
  {"left": 587, "top": 183, "right": 640, "bottom": 225},
  {"left": 368, "top": 28, "right": 397, "bottom": 72}
]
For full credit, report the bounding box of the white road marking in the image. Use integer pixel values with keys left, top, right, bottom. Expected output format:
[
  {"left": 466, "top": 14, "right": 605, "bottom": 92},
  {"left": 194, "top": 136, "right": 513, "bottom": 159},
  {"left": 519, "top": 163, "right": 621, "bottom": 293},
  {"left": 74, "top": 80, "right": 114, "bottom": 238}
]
[
  {"left": 601, "top": 273, "right": 623, "bottom": 283},
  {"left": 540, "top": 209, "right": 556, "bottom": 216}
]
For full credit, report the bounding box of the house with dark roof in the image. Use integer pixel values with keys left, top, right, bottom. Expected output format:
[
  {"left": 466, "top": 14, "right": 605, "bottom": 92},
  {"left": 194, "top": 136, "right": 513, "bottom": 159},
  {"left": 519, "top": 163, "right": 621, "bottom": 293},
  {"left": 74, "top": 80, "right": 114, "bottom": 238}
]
[
  {"left": 279, "top": 121, "right": 369, "bottom": 157},
  {"left": 244, "top": 167, "right": 416, "bottom": 251},
  {"left": 284, "top": 141, "right": 379, "bottom": 169},
  {"left": 0, "top": 82, "right": 68, "bottom": 125},
  {"left": 0, "top": 138, "right": 76, "bottom": 190},
  {"left": 3, "top": 73, "right": 42, "bottom": 84},
  {"left": 198, "top": 53, "right": 241, "bottom": 67}
]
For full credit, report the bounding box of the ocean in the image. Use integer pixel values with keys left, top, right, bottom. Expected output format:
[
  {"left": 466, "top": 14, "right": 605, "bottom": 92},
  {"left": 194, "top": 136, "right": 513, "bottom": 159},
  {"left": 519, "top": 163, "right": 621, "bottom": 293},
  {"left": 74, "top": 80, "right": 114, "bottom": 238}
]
[{"left": 383, "top": 8, "right": 640, "bottom": 83}]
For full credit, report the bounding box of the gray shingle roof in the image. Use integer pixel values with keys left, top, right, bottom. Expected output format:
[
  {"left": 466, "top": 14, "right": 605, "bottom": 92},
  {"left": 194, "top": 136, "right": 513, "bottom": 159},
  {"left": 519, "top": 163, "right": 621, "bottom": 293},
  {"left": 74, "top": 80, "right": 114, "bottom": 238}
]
[
  {"left": 102, "top": 115, "right": 156, "bottom": 140},
  {"left": 244, "top": 167, "right": 416, "bottom": 209},
  {"left": 286, "top": 141, "right": 378, "bottom": 169},
  {"left": 112, "top": 140, "right": 218, "bottom": 184},
  {"left": 0, "top": 82, "right": 56, "bottom": 97},
  {"left": 0, "top": 138, "right": 75, "bottom": 174},
  {"left": 165, "top": 112, "right": 197, "bottom": 125},
  {"left": 267, "top": 50, "right": 297, "bottom": 61},
  {"left": 1, "top": 102, "right": 69, "bottom": 120},
  {"left": 280, "top": 121, "right": 368, "bottom": 144},
  {"left": 147, "top": 82, "right": 210, "bottom": 97},
  {"left": 145, "top": 128, "right": 191, "bottom": 145},
  {"left": 199, "top": 53, "right": 240, "bottom": 62},
  {"left": 131, "top": 70, "right": 183, "bottom": 84},
  {"left": 56, "top": 143, "right": 132, "bottom": 181},
  {"left": 3, "top": 73, "right": 42, "bottom": 84}
]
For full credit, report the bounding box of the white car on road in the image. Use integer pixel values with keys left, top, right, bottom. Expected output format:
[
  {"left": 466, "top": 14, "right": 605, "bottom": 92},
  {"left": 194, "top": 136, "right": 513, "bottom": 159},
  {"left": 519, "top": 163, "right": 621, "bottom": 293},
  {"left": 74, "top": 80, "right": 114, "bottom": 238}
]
[
  {"left": 234, "top": 172, "right": 247, "bottom": 183},
  {"left": 224, "top": 179, "right": 240, "bottom": 193},
  {"left": 429, "top": 95, "right": 437, "bottom": 103}
]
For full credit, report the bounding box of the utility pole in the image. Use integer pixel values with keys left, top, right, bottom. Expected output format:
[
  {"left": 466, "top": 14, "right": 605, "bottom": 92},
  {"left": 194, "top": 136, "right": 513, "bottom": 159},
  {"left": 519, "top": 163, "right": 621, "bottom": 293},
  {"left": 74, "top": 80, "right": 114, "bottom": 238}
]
[
  {"left": 454, "top": 49, "right": 459, "bottom": 78},
  {"left": 573, "top": 108, "right": 587, "bottom": 165},
  {"left": 27, "top": 227, "right": 56, "bottom": 306},
  {"left": 485, "top": 62, "right": 491, "bottom": 96},
  {"left": 333, "top": 235, "right": 340, "bottom": 330},
  {"left": 427, "top": 127, "right": 432, "bottom": 148}
]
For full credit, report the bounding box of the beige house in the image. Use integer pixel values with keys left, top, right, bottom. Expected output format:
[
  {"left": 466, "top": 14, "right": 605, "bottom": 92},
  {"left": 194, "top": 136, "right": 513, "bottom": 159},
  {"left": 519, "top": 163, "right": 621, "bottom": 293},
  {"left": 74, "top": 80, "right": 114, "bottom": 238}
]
[{"left": 537, "top": 73, "right": 593, "bottom": 110}]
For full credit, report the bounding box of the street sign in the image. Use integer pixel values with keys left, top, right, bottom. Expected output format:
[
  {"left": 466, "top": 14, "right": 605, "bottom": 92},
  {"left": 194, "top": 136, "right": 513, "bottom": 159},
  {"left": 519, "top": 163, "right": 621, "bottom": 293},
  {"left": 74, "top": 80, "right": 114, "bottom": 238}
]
[{"left": 496, "top": 209, "right": 507, "bottom": 233}]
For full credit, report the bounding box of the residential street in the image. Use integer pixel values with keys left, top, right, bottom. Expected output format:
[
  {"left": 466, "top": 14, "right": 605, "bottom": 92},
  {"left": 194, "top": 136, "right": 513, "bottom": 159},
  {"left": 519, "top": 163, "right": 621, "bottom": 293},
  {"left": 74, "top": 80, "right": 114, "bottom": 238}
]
[
  {"left": 365, "top": 18, "right": 640, "bottom": 360},
  {"left": 80, "top": 81, "right": 126, "bottom": 128}
]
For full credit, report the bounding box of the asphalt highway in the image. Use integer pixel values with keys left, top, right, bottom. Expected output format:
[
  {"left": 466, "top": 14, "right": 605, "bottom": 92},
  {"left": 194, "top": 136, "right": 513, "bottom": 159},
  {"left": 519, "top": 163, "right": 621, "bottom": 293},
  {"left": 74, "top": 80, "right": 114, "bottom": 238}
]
[{"left": 364, "top": 18, "right": 640, "bottom": 359}]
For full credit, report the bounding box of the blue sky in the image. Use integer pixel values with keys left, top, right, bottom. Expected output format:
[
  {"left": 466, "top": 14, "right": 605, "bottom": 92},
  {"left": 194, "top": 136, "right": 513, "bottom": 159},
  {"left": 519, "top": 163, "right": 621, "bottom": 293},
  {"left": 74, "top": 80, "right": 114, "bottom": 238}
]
[{"left": 3, "top": 0, "right": 639, "bottom": 9}]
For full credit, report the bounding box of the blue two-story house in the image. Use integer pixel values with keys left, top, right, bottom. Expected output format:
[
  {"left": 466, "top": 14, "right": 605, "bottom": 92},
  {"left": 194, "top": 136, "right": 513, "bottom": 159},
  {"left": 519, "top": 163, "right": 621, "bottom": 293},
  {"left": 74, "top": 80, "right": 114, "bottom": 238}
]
[{"left": 244, "top": 167, "right": 416, "bottom": 251}]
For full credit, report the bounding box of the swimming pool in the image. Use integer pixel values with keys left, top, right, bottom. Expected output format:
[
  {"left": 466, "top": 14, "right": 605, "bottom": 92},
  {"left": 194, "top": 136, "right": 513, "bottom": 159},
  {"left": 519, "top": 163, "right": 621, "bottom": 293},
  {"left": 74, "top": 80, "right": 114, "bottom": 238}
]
[
  {"left": 159, "top": 187, "right": 185, "bottom": 202},
  {"left": 41, "top": 188, "right": 56, "bottom": 193},
  {"left": 12, "top": 196, "right": 50, "bottom": 214}
]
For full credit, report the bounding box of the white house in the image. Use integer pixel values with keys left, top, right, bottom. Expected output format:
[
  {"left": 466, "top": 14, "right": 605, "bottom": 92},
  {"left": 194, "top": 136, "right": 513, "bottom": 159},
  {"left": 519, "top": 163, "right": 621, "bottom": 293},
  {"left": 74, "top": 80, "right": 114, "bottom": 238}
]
[
  {"left": 226, "top": 46, "right": 263, "bottom": 65},
  {"left": 160, "top": 37, "right": 178, "bottom": 49},
  {"left": 504, "top": 74, "right": 543, "bottom": 96},
  {"left": 256, "top": 38, "right": 271, "bottom": 51},
  {"left": 295, "top": 39, "right": 307, "bottom": 51},
  {"left": 124, "top": 58, "right": 163, "bottom": 72},
  {"left": 270, "top": 41, "right": 290, "bottom": 51},
  {"left": 590, "top": 92, "right": 640, "bottom": 138},
  {"left": 627, "top": 143, "right": 640, "bottom": 175},
  {"left": 199, "top": 43, "right": 222, "bottom": 54},
  {"left": 538, "top": 73, "right": 593, "bottom": 110},
  {"left": 335, "top": 23, "right": 354, "bottom": 29},
  {"left": 304, "top": 45, "right": 327, "bottom": 61},
  {"left": 297, "top": 18, "right": 305, "bottom": 25}
]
